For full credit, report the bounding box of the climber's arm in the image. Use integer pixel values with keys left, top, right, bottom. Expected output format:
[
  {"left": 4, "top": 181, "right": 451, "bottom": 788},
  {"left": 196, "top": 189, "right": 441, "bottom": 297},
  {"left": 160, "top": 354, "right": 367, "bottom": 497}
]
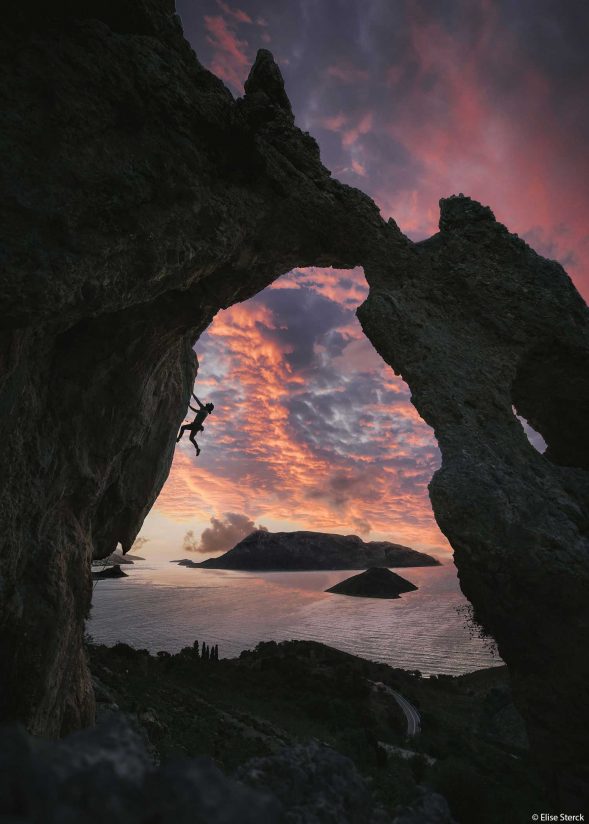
[{"left": 192, "top": 393, "right": 205, "bottom": 408}]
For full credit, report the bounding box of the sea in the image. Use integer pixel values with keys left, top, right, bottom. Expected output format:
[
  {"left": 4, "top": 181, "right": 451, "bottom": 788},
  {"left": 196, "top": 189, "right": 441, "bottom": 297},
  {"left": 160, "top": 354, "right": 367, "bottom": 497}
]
[{"left": 88, "top": 560, "right": 502, "bottom": 676}]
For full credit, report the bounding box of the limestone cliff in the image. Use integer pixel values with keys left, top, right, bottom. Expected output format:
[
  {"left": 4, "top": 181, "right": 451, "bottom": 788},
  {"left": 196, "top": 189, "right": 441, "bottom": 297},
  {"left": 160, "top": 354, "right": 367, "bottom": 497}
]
[{"left": 0, "top": 0, "right": 588, "bottom": 807}]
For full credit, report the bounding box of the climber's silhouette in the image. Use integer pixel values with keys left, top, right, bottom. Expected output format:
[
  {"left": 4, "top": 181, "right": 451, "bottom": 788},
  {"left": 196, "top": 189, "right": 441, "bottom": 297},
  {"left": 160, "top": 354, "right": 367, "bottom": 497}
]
[{"left": 176, "top": 394, "right": 214, "bottom": 456}]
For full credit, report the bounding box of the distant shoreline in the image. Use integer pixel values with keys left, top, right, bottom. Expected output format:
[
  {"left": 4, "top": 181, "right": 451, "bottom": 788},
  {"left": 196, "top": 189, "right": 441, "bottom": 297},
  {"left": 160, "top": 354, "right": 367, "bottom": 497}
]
[{"left": 172, "top": 559, "right": 445, "bottom": 572}]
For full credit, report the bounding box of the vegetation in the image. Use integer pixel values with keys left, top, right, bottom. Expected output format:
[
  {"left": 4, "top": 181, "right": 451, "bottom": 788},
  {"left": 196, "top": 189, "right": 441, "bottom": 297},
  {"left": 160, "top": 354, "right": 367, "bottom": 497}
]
[{"left": 88, "top": 639, "right": 544, "bottom": 822}]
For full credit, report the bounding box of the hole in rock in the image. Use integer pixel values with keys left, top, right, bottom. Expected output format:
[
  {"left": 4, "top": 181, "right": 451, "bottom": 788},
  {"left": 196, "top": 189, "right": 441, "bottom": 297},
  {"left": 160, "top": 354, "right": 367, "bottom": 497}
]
[
  {"left": 152, "top": 266, "right": 447, "bottom": 560},
  {"left": 512, "top": 407, "right": 547, "bottom": 455},
  {"left": 91, "top": 268, "right": 503, "bottom": 674},
  {"left": 511, "top": 340, "right": 589, "bottom": 469}
]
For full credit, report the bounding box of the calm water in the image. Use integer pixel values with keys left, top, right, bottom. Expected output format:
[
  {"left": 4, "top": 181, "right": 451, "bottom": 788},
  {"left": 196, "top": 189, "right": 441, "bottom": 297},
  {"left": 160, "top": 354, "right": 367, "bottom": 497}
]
[{"left": 89, "top": 561, "right": 501, "bottom": 676}]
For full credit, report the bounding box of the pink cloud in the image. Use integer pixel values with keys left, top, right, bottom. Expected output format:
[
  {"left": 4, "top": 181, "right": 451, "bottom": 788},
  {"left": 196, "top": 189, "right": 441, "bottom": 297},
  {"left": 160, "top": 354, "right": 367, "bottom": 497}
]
[
  {"left": 321, "top": 112, "right": 348, "bottom": 132},
  {"left": 215, "top": 0, "right": 252, "bottom": 24},
  {"left": 327, "top": 63, "right": 369, "bottom": 84},
  {"left": 204, "top": 15, "right": 250, "bottom": 91},
  {"left": 351, "top": 159, "right": 367, "bottom": 176},
  {"left": 375, "top": 5, "right": 589, "bottom": 299},
  {"left": 342, "top": 112, "right": 373, "bottom": 147}
]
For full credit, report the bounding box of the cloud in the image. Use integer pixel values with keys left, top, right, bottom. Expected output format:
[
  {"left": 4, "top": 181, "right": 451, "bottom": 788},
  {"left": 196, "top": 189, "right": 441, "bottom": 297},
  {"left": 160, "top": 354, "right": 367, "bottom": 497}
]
[
  {"left": 216, "top": 0, "right": 253, "bottom": 24},
  {"left": 182, "top": 530, "right": 200, "bottom": 552},
  {"left": 130, "top": 536, "right": 150, "bottom": 552},
  {"left": 183, "top": 0, "right": 589, "bottom": 300},
  {"left": 183, "top": 513, "right": 269, "bottom": 554},
  {"left": 155, "top": 267, "right": 446, "bottom": 551},
  {"left": 327, "top": 62, "right": 369, "bottom": 84},
  {"left": 204, "top": 14, "right": 251, "bottom": 91}
]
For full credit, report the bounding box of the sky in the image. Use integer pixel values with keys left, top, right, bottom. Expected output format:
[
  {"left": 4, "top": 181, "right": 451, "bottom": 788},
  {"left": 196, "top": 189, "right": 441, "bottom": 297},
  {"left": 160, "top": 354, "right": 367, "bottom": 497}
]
[{"left": 142, "top": 0, "right": 589, "bottom": 560}]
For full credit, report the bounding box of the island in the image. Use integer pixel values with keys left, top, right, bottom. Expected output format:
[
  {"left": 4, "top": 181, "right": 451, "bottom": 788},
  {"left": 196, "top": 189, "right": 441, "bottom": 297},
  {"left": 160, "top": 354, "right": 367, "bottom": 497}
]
[
  {"left": 92, "top": 564, "right": 128, "bottom": 580},
  {"left": 173, "top": 530, "right": 440, "bottom": 571},
  {"left": 325, "top": 566, "right": 418, "bottom": 599}
]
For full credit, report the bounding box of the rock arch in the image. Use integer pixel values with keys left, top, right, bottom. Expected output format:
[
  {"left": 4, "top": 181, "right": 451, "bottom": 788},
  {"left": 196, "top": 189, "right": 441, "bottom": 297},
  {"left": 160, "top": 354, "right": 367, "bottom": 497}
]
[{"left": 0, "top": 1, "right": 587, "bottom": 807}]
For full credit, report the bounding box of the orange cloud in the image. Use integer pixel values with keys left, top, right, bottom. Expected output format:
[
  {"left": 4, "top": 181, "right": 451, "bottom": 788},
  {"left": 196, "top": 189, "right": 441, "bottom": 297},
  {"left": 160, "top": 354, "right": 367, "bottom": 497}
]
[{"left": 154, "top": 270, "right": 449, "bottom": 555}]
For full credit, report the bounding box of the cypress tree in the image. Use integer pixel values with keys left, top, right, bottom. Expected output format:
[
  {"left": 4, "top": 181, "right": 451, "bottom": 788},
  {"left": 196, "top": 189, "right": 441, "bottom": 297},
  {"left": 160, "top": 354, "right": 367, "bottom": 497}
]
[{"left": 193, "top": 639, "right": 199, "bottom": 658}]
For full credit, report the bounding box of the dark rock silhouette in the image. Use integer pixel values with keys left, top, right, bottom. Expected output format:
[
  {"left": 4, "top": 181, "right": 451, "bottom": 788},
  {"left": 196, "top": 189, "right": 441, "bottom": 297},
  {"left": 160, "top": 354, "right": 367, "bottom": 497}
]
[
  {"left": 196, "top": 530, "right": 440, "bottom": 570},
  {"left": 97, "top": 551, "right": 145, "bottom": 566},
  {"left": 0, "top": 718, "right": 281, "bottom": 824},
  {"left": 325, "top": 567, "right": 418, "bottom": 599},
  {"left": 0, "top": 0, "right": 587, "bottom": 807},
  {"left": 92, "top": 564, "right": 128, "bottom": 580},
  {"left": 0, "top": 717, "right": 392, "bottom": 823},
  {"left": 236, "top": 740, "right": 392, "bottom": 823},
  {"left": 392, "top": 789, "right": 456, "bottom": 823}
]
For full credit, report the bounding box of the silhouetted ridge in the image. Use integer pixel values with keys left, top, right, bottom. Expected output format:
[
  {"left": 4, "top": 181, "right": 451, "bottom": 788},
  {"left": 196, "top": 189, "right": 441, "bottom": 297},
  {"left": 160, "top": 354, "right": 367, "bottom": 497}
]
[{"left": 194, "top": 530, "right": 440, "bottom": 570}]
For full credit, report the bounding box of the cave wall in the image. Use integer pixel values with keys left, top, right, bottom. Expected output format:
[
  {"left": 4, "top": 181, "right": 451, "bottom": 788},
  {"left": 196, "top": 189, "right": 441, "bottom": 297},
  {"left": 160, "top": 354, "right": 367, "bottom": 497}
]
[{"left": 1, "top": 0, "right": 588, "bottom": 807}]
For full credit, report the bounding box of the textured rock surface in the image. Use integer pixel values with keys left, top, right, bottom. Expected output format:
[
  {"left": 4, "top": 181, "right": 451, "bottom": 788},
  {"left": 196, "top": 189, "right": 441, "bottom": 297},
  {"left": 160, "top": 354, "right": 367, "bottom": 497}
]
[
  {"left": 196, "top": 530, "right": 439, "bottom": 570},
  {"left": 325, "top": 566, "right": 418, "bottom": 598},
  {"left": 0, "top": 717, "right": 281, "bottom": 823},
  {"left": 0, "top": 718, "right": 391, "bottom": 823},
  {"left": 392, "top": 789, "right": 456, "bottom": 824},
  {"left": 358, "top": 195, "right": 589, "bottom": 805},
  {"left": 237, "top": 741, "right": 391, "bottom": 823},
  {"left": 0, "top": 0, "right": 588, "bottom": 809}
]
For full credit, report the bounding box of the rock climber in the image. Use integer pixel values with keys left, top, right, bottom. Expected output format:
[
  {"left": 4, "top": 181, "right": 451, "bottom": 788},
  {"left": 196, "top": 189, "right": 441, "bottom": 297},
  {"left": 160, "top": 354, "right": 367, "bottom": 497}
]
[{"left": 176, "top": 393, "right": 214, "bottom": 456}]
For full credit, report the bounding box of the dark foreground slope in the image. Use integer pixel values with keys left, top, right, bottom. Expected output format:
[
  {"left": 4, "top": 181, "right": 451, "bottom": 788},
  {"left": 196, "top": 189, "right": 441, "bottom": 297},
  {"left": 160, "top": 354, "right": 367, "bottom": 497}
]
[
  {"left": 79, "top": 640, "right": 539, "bottom": 823},
  {"left": 193, "top": 530, "right": 440, "bottom": 570},
  {"left": 1, "top": 639, "right": 538, "bottom": 822}
]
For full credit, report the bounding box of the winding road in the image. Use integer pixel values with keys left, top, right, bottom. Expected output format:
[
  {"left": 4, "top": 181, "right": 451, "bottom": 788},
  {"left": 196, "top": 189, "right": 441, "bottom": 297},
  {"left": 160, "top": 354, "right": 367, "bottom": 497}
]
[{"left": 370, "top": 681, "right": 421, "bottom": 737}]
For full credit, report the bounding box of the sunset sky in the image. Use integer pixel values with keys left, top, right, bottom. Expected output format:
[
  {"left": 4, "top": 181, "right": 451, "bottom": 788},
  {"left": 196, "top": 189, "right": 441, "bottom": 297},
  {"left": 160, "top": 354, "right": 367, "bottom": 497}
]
[{"left": 144, "top": 0, "right": 589, "bottom": 559}]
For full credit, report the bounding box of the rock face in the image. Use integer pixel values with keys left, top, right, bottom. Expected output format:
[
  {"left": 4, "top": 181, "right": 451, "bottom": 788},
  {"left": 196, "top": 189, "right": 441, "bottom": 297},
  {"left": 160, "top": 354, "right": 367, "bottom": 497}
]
[
  {"left": 0, "top": 3, "right": 385, "bottom": 737},
  {"left": 0, "top": 0, "right": 588, "bottom": 808},
  {"left": 358, "top": 195, "right": 589, "bottom": 805},
  {"left": 196, "top": 530, "right": 440, "bottom": 570},
  {"left": 325, "top": 567, "right": 418, "bottom": 599}
]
